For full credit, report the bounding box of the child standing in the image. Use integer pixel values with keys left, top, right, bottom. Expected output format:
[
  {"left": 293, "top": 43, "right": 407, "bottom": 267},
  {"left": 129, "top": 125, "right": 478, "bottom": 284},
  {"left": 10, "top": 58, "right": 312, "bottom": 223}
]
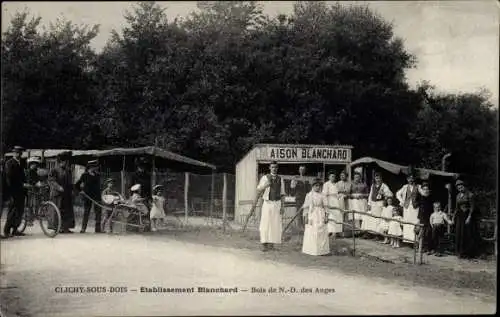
[
  {"left": 377, "top": 196, "right": 395, "bottom": 244},
  {"left": 101, "top": 178, "right": 124, "bottom": 232},
  {"left": 388, "top": 205, "right": 403, "bottom": 248},
  {"left": 150, "top": 185, "right": 166, "bottom": 232},
  {"left": 429, "top": 202, "right": 453, "bottom": 256}
]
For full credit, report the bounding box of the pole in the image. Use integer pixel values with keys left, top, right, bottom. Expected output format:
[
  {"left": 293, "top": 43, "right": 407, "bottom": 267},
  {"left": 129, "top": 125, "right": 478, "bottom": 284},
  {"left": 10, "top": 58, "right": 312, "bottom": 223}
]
[
  {"left": 121, "top": 155, "right": 126, "bottom": 197},
  {"left": 442, "top": 153, "right": 452, "bottom": 234},
  {"left": 352, "top": 210, "right": 356, "bottom": 256},
  {"left": 418, "top": 229, "right": 424, "bottom": 264},
  {"left": 210, "top": 172, "right": 215, "bottom": 219},
  {"left": 152, "top": 139, "right": 158, "bottom": 191},
  {"left": 184, "top": 172, "right": 189, "bottom": 224},
  {"left": 222, "top": 172, "right": 228, "bottom": 233}
]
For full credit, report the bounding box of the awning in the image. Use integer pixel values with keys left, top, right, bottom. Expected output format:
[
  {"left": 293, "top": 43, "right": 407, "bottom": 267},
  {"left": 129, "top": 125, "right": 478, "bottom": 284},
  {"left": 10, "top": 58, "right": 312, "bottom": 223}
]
[
  {"left": 5, "top": 146, "right": 216, "bottom": 170},
  {"left": 350, "top": 157, "right": 459, "bottom": 179}
]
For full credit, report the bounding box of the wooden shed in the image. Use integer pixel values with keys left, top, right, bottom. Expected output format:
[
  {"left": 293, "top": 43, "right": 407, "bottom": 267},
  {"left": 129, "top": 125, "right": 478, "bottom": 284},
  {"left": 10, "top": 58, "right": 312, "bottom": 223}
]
[{"left": 234, "top": 143, "right": 354, "bottom": 224}]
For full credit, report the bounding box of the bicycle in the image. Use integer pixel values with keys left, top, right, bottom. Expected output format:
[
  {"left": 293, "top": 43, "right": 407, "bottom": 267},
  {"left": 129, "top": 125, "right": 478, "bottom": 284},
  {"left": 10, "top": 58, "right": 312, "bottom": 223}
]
[{"left": 17, "top": 183, "right": 62, "bottom": 238}]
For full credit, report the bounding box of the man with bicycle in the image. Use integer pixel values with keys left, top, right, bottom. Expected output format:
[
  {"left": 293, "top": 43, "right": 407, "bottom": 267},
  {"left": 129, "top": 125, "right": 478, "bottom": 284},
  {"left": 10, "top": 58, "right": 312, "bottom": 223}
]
[{"left": 2, "top": 146, "right": 29, "bottom": 238}]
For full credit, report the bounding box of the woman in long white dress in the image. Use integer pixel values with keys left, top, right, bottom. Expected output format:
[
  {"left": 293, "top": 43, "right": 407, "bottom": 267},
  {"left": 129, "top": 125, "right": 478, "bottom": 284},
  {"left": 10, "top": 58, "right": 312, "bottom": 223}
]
[
  {"left": 302, "top": 178, "right": 330, "bottom": 256},
  {"left": 322, "top": 171, "right": 342, "bottom": 235}
]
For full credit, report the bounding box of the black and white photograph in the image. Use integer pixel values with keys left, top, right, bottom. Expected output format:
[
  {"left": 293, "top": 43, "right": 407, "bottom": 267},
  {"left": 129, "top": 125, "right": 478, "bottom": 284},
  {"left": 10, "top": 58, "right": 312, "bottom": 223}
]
[{"left": 0, "top": 1, "right": 498, "bottom": 316}]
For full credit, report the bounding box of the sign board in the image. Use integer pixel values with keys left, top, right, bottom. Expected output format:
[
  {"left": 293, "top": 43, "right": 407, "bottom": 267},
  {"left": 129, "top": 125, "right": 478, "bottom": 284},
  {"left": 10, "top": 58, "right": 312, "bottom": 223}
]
[{"left": 256, "top": 146, "right": 352, "bottom": 163}]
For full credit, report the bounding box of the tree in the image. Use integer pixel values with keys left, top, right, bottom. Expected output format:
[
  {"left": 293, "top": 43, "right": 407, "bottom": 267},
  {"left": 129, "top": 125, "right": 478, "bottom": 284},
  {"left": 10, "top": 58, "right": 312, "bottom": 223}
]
[{"left": 2, "top": 10, "right": 99, "bottom": 149}]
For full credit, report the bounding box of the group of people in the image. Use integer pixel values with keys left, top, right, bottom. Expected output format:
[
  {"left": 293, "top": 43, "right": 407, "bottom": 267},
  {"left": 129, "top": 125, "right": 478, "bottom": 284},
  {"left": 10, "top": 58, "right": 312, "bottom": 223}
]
[
  {"left": 257, "top": 162, "right": 480, "bottom": 259},
  {"left": 1, "top": 146, "right": 168, "bottom": 238}
]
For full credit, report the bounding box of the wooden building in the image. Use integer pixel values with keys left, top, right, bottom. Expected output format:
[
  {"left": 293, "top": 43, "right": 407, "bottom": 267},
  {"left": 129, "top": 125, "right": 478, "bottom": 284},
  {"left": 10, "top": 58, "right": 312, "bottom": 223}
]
[{"left": 234, "top": 143, "right": 354, "bottom": 224}]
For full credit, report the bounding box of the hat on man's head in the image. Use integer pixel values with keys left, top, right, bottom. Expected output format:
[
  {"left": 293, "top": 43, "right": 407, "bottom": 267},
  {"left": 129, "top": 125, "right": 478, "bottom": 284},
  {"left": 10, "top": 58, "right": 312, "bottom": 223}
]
[
  {"left": 455, "top": 179, "right": 465, "bottom": 186},
  {"left": 131, "top": 184, "right": 141, "bottom": 192},
  {"left": 103, "top": 178, "right": 115, "bottom": 186},
  {"left": 27, "top": 156, "right": 42, "bottom": 165},
  {"left": 57, "top": 151, "right": 72, "bottom": 161},
  {"left": 135, "top": 157, "right": 149, "bottom": 167},
  {"left": 12, "top": 146, "right": 24, "bottom": 153},
  {"left": 87, "top": 159, "right": 99, "bottom": 168},
  {"left": 153, "top": 184, "right": 164, "bottom": 192},
  {"left": 406, "top": 165, "right": 417, "bottom": 178}
]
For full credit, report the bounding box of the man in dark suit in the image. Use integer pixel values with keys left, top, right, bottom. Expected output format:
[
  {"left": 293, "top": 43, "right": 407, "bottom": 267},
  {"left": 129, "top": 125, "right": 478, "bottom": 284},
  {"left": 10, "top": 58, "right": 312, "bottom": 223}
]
[
  {"left": 75, "top": 159, "right": 102, "bottom": 233},
  {"left": 290, "top": 165, "right": 311, "bottom": 230},
  {"left": 2, "top": 146, "right": 28, "bottom": 238},
  {"left": 48, "top": 151, "right": 75, "bottom": 233}
]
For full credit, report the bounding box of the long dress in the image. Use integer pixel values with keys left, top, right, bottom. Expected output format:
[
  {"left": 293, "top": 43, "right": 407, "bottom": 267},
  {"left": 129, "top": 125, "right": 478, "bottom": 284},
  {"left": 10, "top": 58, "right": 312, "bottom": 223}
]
[
  {"left": 364, "top": 183, "right": 392, "bottom": 233},
  {"left": 388, "top": 215, "right": 403, "bottom": 237},
  {"left": 257, "top": 174, "right": 285, "bottom": 244},
  {"left": 336, "top": 180, "right": 351, "bottom": 221},
  {"left": 454, "top": 191, "right": 478, "bottom": 258},
  {"left": 302, "top": 191, "right": 330, "bottom": 256},
  {"left": 349, "top": 182, "right": 369, "bottom": 225},
  {"left": 377, "top": 206, "right": 394, "bottom": 233},
  {"left": 150, "top": 195, "right": 166, "bottom": 220},
  {"left": 322, "top": 181, "right": 342, "bottom": 234},
  {"left": 418, "top": 194, "right": 434, "bottom": 251},
  {"left": 397, "top": 184, "right": 420, "bottom": 242},
  {"left": 48, "top": 166, "right": 75, "bottom": 230}
]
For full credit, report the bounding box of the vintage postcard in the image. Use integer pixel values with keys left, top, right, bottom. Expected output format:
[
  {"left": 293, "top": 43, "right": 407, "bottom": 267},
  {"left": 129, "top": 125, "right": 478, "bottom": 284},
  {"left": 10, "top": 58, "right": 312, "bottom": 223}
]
[{"left": 0, "top": 1, "right": 497, "bottom": 316}]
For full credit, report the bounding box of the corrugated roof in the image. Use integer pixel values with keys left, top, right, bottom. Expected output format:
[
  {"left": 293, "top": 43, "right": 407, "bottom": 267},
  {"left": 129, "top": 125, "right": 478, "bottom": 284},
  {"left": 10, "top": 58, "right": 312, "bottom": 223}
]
[{"left": 5, "top": 147, "right": 216, "bottom": 170}]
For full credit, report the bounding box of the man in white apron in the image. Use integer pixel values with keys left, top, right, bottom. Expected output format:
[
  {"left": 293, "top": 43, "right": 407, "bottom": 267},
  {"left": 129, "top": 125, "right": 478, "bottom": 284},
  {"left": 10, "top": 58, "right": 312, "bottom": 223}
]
[
  {"left": 257, "top": 161, "right": 286, "bottom": 251},
  {"left": 396, "top": 169, "right": 421, "bottom": 243}
]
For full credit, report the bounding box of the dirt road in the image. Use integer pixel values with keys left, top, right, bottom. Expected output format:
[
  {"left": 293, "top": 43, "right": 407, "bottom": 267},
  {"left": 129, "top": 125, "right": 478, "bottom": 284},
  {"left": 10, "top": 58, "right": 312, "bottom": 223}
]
[{"left": 0, "top": 225, "right": 496, "bottom": 316}]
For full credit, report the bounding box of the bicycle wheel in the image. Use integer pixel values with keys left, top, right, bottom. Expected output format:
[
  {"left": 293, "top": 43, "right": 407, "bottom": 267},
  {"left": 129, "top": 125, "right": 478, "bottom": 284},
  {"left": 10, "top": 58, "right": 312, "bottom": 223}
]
[{"left": 38, "top": 201, "right": 62, "bottom": 238}]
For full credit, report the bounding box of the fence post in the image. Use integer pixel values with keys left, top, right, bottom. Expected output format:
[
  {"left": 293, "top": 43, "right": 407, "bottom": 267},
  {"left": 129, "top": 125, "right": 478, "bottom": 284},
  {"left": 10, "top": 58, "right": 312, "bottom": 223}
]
[
  {"left": 210, "top": 172, "right": 215, "bottom": 219},
  {"left": 184, "top": 172, "right": 189, "bottom": 224},
  {"left": 351, "top": 211, "right": 356, "bottom": 256},
  {"left": 222, "top": 172, "right": 228, "bottom": 232},
  {"left": 121, "top": 155, "right": 126, "bottom": 197},
  {"left": 418, "top": 228, "right": 424, "bottom": 264}
]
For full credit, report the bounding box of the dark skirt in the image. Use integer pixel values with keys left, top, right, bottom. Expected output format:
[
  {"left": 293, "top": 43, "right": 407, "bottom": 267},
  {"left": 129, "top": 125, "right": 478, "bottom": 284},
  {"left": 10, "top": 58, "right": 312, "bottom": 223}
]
[
  {"left": 454, "top": 210, "right": 479, "bottom": 258},
  {"left": 55, "top": 193, "right": 75, "bottom": 230}
]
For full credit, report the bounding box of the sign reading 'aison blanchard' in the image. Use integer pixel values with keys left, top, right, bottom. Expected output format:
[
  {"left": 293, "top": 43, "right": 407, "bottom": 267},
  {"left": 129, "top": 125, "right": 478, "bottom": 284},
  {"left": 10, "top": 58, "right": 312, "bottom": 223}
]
[{"left": 257, "top": 146, "right": 352, "bottom": 163}]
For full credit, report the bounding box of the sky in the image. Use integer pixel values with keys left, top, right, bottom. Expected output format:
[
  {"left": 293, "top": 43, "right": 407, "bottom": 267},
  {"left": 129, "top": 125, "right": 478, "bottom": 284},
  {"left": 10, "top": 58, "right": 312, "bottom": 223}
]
[{"left": 2, "top": 1, "right": 499, "bottom": 105}]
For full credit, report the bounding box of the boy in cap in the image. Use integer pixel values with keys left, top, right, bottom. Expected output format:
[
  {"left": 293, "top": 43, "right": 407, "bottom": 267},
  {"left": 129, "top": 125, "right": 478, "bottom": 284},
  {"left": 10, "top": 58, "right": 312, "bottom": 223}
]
[{"left": 75, "top": 159, "right": 102, "bottom": 233}]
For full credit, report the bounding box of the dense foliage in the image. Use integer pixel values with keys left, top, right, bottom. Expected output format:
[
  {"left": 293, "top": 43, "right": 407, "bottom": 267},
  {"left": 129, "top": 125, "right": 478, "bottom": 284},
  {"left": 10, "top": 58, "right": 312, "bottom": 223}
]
[{"left": 2, "top": 1, "right": 497, "bottom": 191}]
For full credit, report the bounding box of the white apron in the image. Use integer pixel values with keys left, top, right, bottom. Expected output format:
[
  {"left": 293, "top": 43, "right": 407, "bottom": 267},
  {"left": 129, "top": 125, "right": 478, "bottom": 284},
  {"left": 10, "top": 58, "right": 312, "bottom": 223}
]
[
  {"left": 302, "top": 192, "right": 330, "bottom": 256},
  {"left": 362, "top": 201, "right": 384, "bottom": 233},
  {"left": 402, "top": 205, "right": 419, "bottom": 242},
  {"left": 349, "top": 196, "right": 367, "bottom": 221},
  {"left": 259, "top": 200, "right": 282, "bottom": 243},
  {"left": 323, "top": 182, "right": 342, "bottom": 233}
]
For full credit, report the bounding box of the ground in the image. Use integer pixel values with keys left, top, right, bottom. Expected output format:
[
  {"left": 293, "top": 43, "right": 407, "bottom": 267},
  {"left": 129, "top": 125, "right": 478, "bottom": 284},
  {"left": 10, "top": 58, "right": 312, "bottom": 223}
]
[{"left": 0, "top": 215, "right": 496, "bottom": 316}]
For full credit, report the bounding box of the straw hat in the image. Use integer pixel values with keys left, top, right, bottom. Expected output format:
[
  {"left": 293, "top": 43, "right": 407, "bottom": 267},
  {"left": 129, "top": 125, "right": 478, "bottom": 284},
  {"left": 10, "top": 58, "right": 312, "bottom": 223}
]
[
  {"left": 152, "top": 184, "right": 164, "bottom": 192},
  {"left": 131, "top": 184, "right": 141, "bottom": 192},
  {"left": 12, "top": 145, "right": 24, "bottom": 153},
  {"left": 27, "top": 156, "right": 42, "bottom": 165}
]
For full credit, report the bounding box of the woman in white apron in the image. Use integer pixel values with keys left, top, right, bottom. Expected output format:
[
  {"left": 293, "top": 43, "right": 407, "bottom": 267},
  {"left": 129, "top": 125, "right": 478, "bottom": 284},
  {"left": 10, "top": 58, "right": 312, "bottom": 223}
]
[
  {"left": 364, "top": 172, "right": 393, "bottom": 237},
  {"left": 348, "top": 171, "right": 369, "bottom": 230},
  {"left": 322, "top": 171, "right": 341, "bottom": 235},
  {"left": 336, "top": 171, "right": 351, "bottom": 222},
  {"left": 301, "top": 178, "right": 330, "bottom": 256}
]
